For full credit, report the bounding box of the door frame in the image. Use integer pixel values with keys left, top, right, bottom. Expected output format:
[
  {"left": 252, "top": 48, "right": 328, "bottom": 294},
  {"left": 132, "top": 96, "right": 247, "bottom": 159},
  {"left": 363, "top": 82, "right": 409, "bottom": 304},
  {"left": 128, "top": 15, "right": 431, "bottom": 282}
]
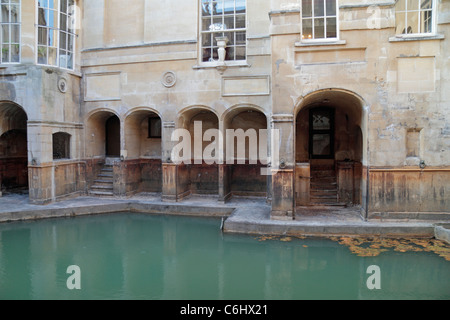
[{"left": 309, "top": 107, "right": 335, "bottom": 160}]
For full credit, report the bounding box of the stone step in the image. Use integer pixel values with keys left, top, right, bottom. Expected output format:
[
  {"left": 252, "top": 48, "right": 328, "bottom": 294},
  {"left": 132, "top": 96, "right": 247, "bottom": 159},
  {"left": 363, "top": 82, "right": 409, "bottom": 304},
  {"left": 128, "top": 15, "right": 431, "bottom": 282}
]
[
  {"left": 311, "top": 170, "right": 335, "bottom": 175},
  {"left": 94, "top": 179, "right": 113, "bottom": 185},
  {"left": 311, "top": 167, "right": 335, "bottom": 171},
  {"left": 311, "top": 178, "right": 336, "bottom": 183},
  {"left": 98, "top": 173, "right": 114, "bottom": 178},
  {"left": 89, "top": 164, "right": 116, "bottom": 197},
  {"left": 311, "top": 182, "right": 337, "bottom": 188},
  {"left": 309, "top": 202, "right": 347, "bottom": 207},
  {"left": 90, "top": 184, "right": 113, "bottom": 191},
  {"left": 311, "top": 190, "right": 337, "bottom": 196},
  {"left": 89, "top": 190, "right": 114, "bottom": 197},
  {"left": 311, "top": 193, "right": 337, "bottom": 198}
]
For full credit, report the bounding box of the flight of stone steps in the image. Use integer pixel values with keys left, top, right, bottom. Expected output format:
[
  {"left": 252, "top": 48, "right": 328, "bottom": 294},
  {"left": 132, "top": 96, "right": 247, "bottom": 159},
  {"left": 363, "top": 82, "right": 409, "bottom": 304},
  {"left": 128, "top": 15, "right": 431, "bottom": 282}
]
[
  {"left": 89, "top": 164, "right": 114, "bottom": 197},
  {"left": 310, "top": 163, "right": 345, "bottom": 206}
]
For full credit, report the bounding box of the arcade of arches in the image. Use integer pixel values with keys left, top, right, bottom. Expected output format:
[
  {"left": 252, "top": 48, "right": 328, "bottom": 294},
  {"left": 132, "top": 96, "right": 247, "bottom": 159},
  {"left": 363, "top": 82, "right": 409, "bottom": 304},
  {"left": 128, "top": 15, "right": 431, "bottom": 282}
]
[{"left": 0, "top": 95, "right": 366, "bottom": 216}]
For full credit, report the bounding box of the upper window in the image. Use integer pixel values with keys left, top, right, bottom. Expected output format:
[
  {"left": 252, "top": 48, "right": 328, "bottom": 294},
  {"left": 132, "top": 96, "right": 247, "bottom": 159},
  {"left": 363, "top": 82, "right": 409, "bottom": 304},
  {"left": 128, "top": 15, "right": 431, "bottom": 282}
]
[
  {"left": 395, "top": 0, "right": 435, "bottom": 35},
  {"left": 37, "top": 0, "right": 75, "bottom": 69},
  {"left": 1, "top": 0, "right": 21, "bottom": 64},
  {"left": 301, "top": 0, "right": 338, "bottom": 41},
  {"left": 201, "top": 0, "right": 246, "bottom": 63}
]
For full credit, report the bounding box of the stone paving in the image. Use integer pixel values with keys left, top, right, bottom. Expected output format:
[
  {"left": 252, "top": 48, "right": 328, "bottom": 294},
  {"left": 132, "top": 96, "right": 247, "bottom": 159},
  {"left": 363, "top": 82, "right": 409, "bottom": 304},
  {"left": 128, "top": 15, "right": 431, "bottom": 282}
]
[{"left": 0, "top": 192, "right": 448, "bottom": 241}]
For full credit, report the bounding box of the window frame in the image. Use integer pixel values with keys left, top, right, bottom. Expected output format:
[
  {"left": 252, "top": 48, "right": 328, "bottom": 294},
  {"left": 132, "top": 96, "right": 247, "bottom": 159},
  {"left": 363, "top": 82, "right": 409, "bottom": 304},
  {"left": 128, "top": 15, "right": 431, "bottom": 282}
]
[
  {"left": 52, "top": 131, "right": 71, "bottom": 160},
  {"left": 148, "top": 116, "right": 162, "bottom": 139},
  {"left": 199, "top": 0, "right": 248, "bottom": 67},
  {"left": 0, "top": 0, "right": 21, "bottom": 65},
  {"left": 35, "top": 0, "right": 77, "bottom": 70},
  {"left": 300, "top": 0, "right": 340, "bottom": 44},
  {"left": 395, "top": 0, "right": 437, "bottom": 37}
]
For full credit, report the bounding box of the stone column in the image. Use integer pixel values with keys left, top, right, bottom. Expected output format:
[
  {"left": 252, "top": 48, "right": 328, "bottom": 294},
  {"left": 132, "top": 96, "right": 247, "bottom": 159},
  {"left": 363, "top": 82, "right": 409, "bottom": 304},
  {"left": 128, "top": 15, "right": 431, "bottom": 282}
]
[
  {"left": 161, "top": 121, "right": 177, "bottom": 202},
  {"left": 161, "top": 121, "right": 191, "bottom": 202},
  {"left": 218, "top": 164, "right": 232, "bottom": 203},
  {"left": 270, "top": 114, "right": 295, "bottom": 220},
  {"left": 218, "top": 120, "right": 231, "bottom": 203},
  {"left": 337, "top": 161, "right": 354, "bottom": 205}
]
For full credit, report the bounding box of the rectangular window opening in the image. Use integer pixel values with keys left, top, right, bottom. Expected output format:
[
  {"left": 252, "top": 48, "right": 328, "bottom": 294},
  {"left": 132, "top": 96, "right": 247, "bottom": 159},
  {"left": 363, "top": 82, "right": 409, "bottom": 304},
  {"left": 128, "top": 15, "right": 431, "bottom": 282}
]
[
  {"left": 395, "top": 0, "right": 435, "bottom": 35},
  {"left": 36, "top": 0, "right": 76, "bottom": 69},
  {"left": 0, "top": 0, "right": 21, "bottom": 64},
  {"left": 148, "top": 117, "right": 162, "bottom": 139},
  {"left": 201, "top": 0, "right": 247, "bottom": 63},
  {"left": 301, "top": 0, "right": 338, "bottom": 41}
]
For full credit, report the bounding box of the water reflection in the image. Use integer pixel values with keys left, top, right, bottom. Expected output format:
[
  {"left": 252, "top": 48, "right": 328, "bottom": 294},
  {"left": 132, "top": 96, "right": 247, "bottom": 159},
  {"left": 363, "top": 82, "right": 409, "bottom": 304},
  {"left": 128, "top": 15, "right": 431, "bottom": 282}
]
[{"left": 0, "top": 213, "right": 449, "bottom": 300}]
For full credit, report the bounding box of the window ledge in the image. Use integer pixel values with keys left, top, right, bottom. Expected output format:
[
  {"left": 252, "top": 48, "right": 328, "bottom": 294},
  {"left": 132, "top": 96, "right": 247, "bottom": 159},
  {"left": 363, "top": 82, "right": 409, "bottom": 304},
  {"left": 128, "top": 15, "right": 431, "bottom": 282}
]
[
  {"left": 389, "top": 34, "right": 445, "bottom": 42},
  {"left": 295, "top": 40, "right": 346, "bottom": 47},
  {"left": 0, "top": 63, "right": 20, "bottom": 69},
  {"left": 192, "top": 61, "right": 251, "bottom": 70}
]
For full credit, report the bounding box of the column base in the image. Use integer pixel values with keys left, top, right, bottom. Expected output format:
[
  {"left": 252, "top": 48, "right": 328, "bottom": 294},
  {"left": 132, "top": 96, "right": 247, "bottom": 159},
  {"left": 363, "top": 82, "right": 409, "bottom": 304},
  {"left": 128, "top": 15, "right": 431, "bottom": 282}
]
[{"left": 271, "top": 210, "right": 295, "bottom": 221}]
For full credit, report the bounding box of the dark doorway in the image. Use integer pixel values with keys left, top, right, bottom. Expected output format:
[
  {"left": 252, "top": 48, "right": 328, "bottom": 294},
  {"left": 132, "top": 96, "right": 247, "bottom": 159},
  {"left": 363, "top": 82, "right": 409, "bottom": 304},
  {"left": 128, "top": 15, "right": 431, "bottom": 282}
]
[
  {"left": 105, "top": 115, "right": 120, "bottom": 157},
  {"left": 309, "top": 108, "right": 335, "bottom": 159},
  {"left": 0, "top": 103, "right": 28, "bottom": 194}
]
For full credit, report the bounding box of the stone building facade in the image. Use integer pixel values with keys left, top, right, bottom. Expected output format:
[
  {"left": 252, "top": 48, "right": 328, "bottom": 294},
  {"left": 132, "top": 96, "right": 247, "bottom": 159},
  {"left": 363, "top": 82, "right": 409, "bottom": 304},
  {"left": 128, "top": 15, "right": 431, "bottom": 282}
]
[{"left": 0, "top": 0, "right": 449, "bottom": 221}]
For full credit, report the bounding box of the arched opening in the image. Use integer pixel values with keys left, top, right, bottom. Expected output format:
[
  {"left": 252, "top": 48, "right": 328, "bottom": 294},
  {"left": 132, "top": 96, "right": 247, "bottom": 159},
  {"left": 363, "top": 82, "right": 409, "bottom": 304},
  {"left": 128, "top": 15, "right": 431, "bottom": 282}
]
[
  {"left": 124, "top": 109, "right": 162, "bottom": 193},
  {"left": 86, "top": 110, "right": 120, "bottom": 159},
  {"left": 106, "top": 115, "right": 121, "bottom": 157},
  {"left": 224, "top": 107, "right": 268, "bottom": 198},
  {"left": 0, "top": 102, "right": 28, "bottom": 194},
  {"left": 53, "top": 132, "right": 71, "bottom": 160},
  {"left": 177, "top": 107, "right": 219, "bottom": 196},
  {"left": 295, "top": 89, "right": 366, "bottom": 208},
  {"left": 85, "top": 110, "right": 121, "bottom": 195}
]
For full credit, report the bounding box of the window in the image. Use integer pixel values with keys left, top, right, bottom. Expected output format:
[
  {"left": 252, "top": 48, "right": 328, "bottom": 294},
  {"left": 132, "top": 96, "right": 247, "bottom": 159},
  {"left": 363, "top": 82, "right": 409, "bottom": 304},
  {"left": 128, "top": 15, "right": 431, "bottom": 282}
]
[
  {"left": 53, "top": 132, "right": 71, "bottom": 160},
  {"left": 148, "top": 117, "right": 162, "bottom": 139},
  {"left": 301, "top": 0, "right": 338, "bottom": 41},
  {"left": 395, "top": 0, "right": 435, "bottom": 35},
  {"left": 1, "top": 0, "right": 21, "bottom": 64},
  {"left": 37, "top": 0, "right": 75, "bottom": 69},
  {"left": 201, "top": 0, "right": 246, "bottom": 63}
]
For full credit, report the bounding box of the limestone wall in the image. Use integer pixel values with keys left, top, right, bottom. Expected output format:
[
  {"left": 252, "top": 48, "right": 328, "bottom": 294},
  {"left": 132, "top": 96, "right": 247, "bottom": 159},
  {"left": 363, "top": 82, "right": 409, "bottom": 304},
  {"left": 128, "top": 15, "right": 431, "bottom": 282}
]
[{"left": 0, "top": 1, "right": 448, "bottom": 215}]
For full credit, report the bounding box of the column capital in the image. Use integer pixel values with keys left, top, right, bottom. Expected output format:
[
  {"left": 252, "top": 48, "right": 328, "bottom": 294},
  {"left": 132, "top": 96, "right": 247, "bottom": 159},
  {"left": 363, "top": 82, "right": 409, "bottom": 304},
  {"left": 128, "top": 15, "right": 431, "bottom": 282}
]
[{"left": 271, "top": 114, "right": 294, "bottom": 123}]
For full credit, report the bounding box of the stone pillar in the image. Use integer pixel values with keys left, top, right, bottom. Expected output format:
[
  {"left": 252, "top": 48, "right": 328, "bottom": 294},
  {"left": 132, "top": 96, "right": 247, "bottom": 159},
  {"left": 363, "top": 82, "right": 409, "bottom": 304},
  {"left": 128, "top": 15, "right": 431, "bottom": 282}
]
[
  {"left": 28, "top": 124, "right": 54, "bottom": 204},
  {"left": 270, "top": 114, "right": 295, "bottom": 220},
  {"left": 161, "top": 121, "right": 191, "bottom": 202},
  {"left": 295, "top": 162, "right": 310, "bottom": 206},
  {"left": 337, "top": 161, "right": 354, "bottom": 205},
  {"left": 161, "top": 121, "right": 177, "bottom": 202},
  {"left": 218, "top": 164, "right": 232, "bottom": 203},
  {"left": 162, "top": 163, "right": 178, "bottom": 202}
]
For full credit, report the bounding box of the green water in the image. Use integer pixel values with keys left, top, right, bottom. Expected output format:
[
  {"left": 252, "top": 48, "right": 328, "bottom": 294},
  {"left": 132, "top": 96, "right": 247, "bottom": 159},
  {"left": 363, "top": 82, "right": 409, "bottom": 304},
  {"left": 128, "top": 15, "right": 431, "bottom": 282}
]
[{"left": 0, "top": 213, "right": 449, "bottom": 300}]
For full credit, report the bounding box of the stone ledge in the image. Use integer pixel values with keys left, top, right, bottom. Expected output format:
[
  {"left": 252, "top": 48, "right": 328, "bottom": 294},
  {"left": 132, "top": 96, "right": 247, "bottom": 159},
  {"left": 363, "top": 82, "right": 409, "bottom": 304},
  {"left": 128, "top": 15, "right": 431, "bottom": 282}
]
[
  {"left": 389, "top": 34, "right": 445, "bottom": 42},
  {"left": 435, "top": 225, "right": 450, "bottom": 244}
]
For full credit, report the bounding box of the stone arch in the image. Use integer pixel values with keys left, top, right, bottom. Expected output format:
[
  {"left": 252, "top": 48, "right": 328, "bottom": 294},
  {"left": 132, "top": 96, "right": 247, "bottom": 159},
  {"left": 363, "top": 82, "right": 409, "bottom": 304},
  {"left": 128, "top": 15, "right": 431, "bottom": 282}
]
[
  {"left": 124, "top": 107, "right": 162, "bottom": 160},
  {"left": 0, "top": 101, "right": 28, "bottom": 194},
  {"left": 176, "top": 106, "right": 220, "bottom": 196},
  {"left": 177, "top": 105, "right": 219, "bottom": 130},
  {"left": 294, "top": 88, "right": 367, "bottom": 163},
  {"left": 85, "top": 109, "right": 121, "bottom": 158},
  {"left": 222, "top": 104, "right": 269, "bottom": 199},
  {"left": 122, "top": 107, "right": 163, "bottom": 193},
  {"left": 294, "top": 88, "right": 367, "bottom": 207}
]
